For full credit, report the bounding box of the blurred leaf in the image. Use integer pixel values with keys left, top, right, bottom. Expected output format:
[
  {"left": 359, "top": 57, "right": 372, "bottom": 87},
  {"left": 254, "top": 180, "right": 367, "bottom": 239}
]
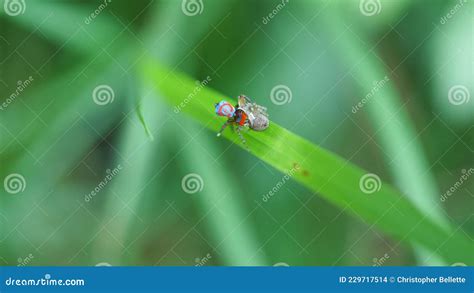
[
  {"left": 1, "top": 1, "right": 124, "bottom": 53},
  {"left": 92, "top": 88, "right": 161, "bottom": 265},
  {"left": 177, "top": 119, "right": 267, "bottom": 266},
  {"left": 430, "top": 1, "right": 474, "bottom": 126},
  {"left": 321, "top": 9, "right": 453, "bottom": 264}
]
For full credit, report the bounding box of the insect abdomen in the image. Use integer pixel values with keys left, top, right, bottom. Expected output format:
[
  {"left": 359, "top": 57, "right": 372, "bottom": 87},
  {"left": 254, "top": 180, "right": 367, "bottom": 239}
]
[{"left": 251, "top": 116, "right": 269, "bottom": 131}]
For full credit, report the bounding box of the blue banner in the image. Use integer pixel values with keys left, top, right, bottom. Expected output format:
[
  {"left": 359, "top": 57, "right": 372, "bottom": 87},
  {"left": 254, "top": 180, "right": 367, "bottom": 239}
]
[{"left": 0, "top": 266, "right": 472, "bottom": 292}]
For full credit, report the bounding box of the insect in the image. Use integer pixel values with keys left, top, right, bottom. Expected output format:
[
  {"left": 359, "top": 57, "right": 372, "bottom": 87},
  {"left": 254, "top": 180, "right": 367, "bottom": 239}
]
[{"left": 214, "top": 95, "right": 269, "bottom": 147}]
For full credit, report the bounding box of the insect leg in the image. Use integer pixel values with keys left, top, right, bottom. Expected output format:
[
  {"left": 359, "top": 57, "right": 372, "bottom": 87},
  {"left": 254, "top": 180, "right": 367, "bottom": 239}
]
[
  {"left": 217, "top": 120, "right": 231, "bottom": 137},
  {"left": 236, "top": 126, "right": 249, "bottom": 150}
]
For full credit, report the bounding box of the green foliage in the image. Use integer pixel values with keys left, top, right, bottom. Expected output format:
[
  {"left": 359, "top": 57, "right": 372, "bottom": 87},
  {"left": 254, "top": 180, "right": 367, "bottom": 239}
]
[
  {"left": 1, "top": 0, "right": 472, "bottom": 267},
  {"left": 141, "top": 58, "right": 473, "bottom": 265}
]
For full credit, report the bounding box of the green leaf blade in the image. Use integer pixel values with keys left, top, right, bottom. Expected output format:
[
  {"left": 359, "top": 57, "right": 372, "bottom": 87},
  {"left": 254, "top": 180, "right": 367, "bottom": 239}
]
[{"left": 141, "top": 55, "right": 474, "bottom": 265}]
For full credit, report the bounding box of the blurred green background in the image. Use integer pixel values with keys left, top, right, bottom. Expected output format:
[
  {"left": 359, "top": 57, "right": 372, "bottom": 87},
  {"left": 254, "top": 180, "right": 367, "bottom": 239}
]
[{"left": 0, "top": 0, "right": 473, "bottom": 266}]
